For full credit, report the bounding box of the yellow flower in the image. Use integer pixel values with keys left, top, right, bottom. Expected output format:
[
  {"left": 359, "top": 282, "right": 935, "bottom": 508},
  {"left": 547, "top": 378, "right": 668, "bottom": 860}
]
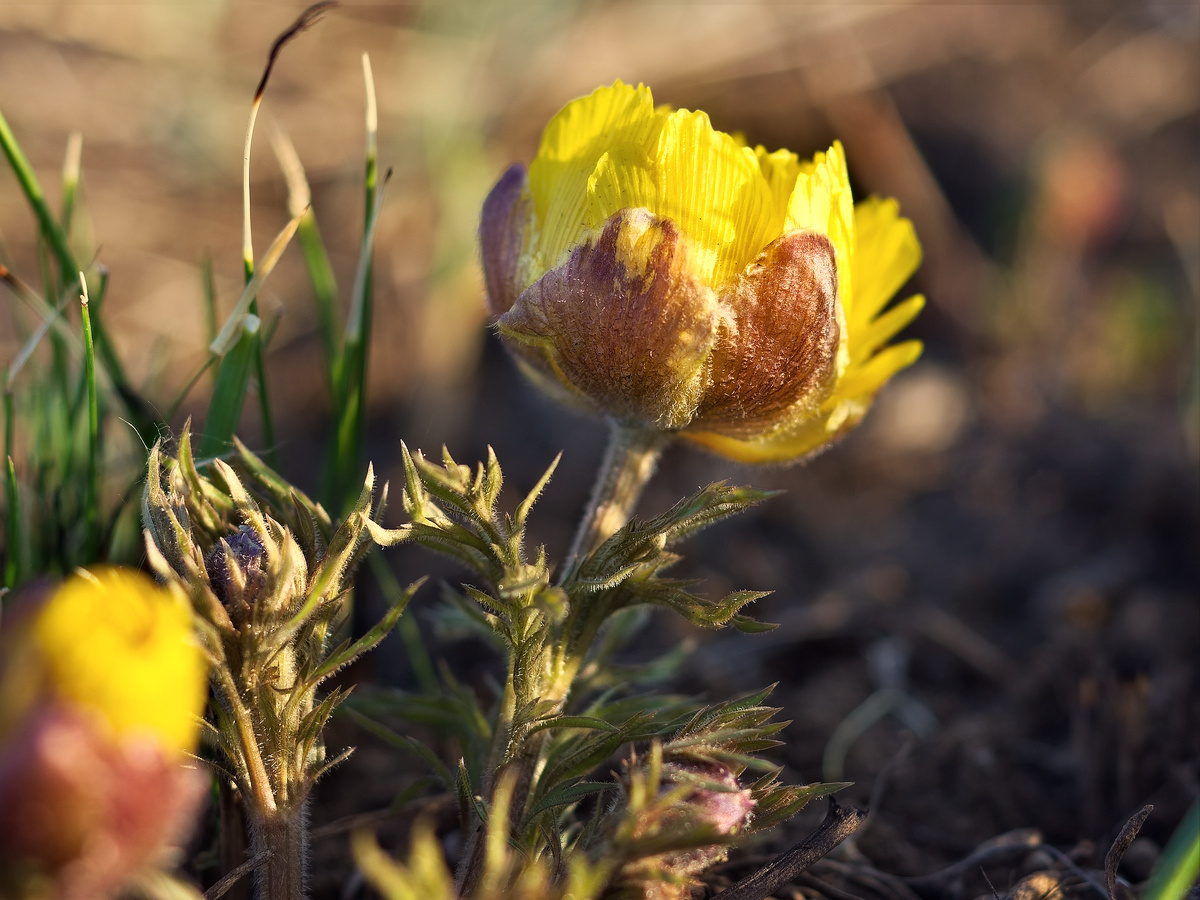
[
  {"left": 32, "top": 567, "right": 207, "bottom": 755},
  {"left": 481, "top": 80, "right": 924, "bottom": 463}
]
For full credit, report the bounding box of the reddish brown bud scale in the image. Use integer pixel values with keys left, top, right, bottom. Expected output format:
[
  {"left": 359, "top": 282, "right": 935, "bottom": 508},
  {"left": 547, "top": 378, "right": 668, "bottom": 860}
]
[
  {"left": 499, "top": 207, "right": 719, "bottom": 429},
  {"left": 486, "top": 168, "right": 843, "bottom": 439},
  {"left": 693, "top": 230, "right": 840, "bottom": 437}
]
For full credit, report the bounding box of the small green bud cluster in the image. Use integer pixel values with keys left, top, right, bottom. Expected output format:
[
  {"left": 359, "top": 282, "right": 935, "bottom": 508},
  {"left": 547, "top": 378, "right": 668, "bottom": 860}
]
[{"left": 143, "top": 427, "right": 414, "bottom": 900}]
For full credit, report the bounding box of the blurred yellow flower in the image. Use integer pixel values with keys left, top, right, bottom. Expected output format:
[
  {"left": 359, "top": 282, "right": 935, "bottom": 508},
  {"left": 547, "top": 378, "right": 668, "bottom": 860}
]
[
  {"left": 482, "top": 80, "right": 924, "bottom": 462},
  {"left": 32, "top": 567, "right": 206, "bottom": 754},
  {"left": 0, "top": 569, "right": 209, "bottom": 897}
]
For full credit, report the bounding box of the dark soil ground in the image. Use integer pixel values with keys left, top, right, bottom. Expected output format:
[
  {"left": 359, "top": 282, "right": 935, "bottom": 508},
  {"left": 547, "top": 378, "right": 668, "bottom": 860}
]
[{"left": 1, "top": 2, "right": 1197, "bottom": 898}]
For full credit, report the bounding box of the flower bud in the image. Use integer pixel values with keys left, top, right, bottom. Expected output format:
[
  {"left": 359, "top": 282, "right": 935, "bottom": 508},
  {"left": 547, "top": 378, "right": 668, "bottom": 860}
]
[
  {"left": 481, "top": 80, "right": 925, "bottom": 463},
  {"left": 667, "top": 761, "right": 756, "bottom": 838},
  {"left": 0, "top": 569, "right": 208, "bottom": 899},
  {"left": 609, "top": 754, "right": 757, "bottom": 900},
  {"left": 205, "top": 525, "right": 268, "bottom": 625}
]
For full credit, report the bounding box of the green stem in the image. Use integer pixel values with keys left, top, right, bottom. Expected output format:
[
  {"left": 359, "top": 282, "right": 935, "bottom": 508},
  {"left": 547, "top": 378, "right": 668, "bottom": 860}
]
[
  {"left": 214, "top": 662, "right": 276, "bottom": 818},
  {"left": 250, "top": 316, "right": 279, "bottom": 470},
  {"left": 3, "top": 383, "right": 18, "bottom": 588},
  {"left": 79, "top": 281, "right": 99, "bottom": 561},
  {"left": 561, "top": 421, "right": 667, "bottom": 583},
  {"left": 459, "top": 421, "right": 667, "bottom": 895},
  {"left": 219, "top": 779, "right": 251, "bottom": 900},
  {"left": 250, "top": 803, "right": 310, "bottom": 900},
  {"left": 0, "top": 107, "right": 76, "bottom": 279}
]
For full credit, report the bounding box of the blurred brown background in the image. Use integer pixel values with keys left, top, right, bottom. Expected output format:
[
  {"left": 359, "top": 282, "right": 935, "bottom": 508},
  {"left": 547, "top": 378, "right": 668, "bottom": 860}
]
[{"left": 1, "top": 1, "right": 1197, "bottom": 896}]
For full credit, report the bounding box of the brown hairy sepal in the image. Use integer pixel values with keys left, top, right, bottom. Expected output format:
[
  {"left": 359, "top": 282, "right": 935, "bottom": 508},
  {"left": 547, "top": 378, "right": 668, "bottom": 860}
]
[
  {"left": 482, "top": 165, "right": 842, "bottom": 443},
  {"left": 498, "top": 207, "right": 720, "bottom": 430}
]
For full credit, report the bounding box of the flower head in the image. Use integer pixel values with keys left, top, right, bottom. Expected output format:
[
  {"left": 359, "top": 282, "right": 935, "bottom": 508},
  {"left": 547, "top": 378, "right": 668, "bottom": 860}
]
[
  {"left": 0, "top": 569, "right": 207, "bottom": 899},
  {"left": 29, "top": 568, "right": 207, "bottom": 754},
  {"left": 482, "top": 80, "right": 924, "bottom": 462}
]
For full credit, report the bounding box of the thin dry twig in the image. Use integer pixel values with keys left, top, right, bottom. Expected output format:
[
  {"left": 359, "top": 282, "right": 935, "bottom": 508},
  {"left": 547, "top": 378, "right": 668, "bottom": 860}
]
[
  {"left": 900, "top": 828, "right": 1043, "bottom": 892},
  {"left": 815, "top": 859, "right": 923, "bottom": 900},
  {"left": 811, "top": 859, "right": 921, "bottom": 900},
  {"left": 711, "top": 798, "right": 867, "bottom": 900},
  {"left": 1105, "top": 805, "right": 1153, "bottom": 900},
  {"left": 857, "top": 732, "right": 915, "bottom": 840},
  {"left": 980, "top": 867, "right": 1002, "bottom": 900},
  {"left": 203, "top": 851, "right": 271, "bottom": 900},
  {"left": 1039, "top": 846, "right": 1110, "bottom": 899},
  {"left": 796, "top": 870, "right": 872, "bottom": 900}
]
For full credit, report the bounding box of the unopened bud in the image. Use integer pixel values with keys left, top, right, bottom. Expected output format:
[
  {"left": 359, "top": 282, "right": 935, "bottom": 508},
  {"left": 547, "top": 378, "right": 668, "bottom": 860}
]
[
  {"left": 482, "top": 80, "right": 926, "bottom": 464},
  {"left": 670, "top": 762, "right": 755, "bottom": 836},
  {"left": 205, "top": 526, "right": 267, "bottom": 620}
]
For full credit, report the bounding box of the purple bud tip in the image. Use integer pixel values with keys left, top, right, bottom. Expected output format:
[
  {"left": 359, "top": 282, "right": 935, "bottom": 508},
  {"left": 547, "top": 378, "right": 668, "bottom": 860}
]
[{"left": 204, "top": 527, "right": 266, "bottom": 607}]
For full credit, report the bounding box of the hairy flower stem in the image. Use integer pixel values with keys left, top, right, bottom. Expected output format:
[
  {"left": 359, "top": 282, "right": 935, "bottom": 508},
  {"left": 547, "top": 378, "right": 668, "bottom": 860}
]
[
  {"left": 250, "top": 803, "right": 310, "bottom": 900},
  {"left": 220, "top": 782, "right": 250, "bottom": 900},
  {"left": 458, "top": 423, "right": 666, "bottom": 895},
  {"left": 561, "top": 421, "right": 667, "bottom": 583},
  {"left": 458, "top": 644, "right": 583, "bottom": 894}
]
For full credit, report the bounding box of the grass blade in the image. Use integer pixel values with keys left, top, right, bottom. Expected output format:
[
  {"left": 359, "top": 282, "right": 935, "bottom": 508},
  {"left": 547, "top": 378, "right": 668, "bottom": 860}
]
[
  {"left": 1144, "top": 800, "right": 1200, "bottom": 900},
  {"left": 3, "top": 378, "right": 19, "bottom": 588},
  {"left": 60, "top": 131, "right": 82, "bottom": 240},
  {"left": 0, "top": 106, "right": 76, "bottom": 279},
  {"left": 200, "top": 252, "right": 218, "bottom": 348},
  {"left": 209, "top": 211, "right": 305, "bottom": 357},
  {"left": 0, "top": 112, "right": 154, "bottom": 442},
  {"left": 237, "top": 2, "right": 335, "bottom": 470},
  {"left": 271, "top": 125, "right": 340, "bottom": 383},
  {"left": 368, "top": 551, "right": 437, "bottom": 695},
  {"left": 200, "top": 316, "right": 262, "bottom": 460},
  {"left": 78, "top": 274, "right": 100, "bottom": 561},
  {"left": 322, "top": 57, "right": 385, "bottom": 514},
  {"left": 3, "top": 454, "right": 18, "bottom": 589},
  {"left": 0, "top": 265, "right": 80, "bottom": 366},
  {"left": 249, "top": 317, "right": 276, "bottom": 467}
]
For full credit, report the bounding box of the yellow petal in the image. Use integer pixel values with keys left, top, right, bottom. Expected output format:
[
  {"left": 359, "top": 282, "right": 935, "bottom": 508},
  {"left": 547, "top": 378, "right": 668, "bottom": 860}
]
[
  {"left": 787, "top": 141, "right": 854, "bottom": 319},
  {"left": 685, "top": 408, "right": 847, "bottom": 464},
  {"left": 851, "top": 196, "right": 922, "bottom": 330},
  {"left": 649, "top": 108, "right": 780, "bottom": 286},
  {"left": 528, "top": 80, "right": 658, "bottom": 280},
  {"left": 835, "top": 339, "right": 924, "bottom": 399},
  {"left": 586, "top": 143, "right": 658, "bottom": 234},
  {"left": 526, "top": 81, "right": 792, "bottom": 290},
  {"left": 755, "top": 145, "right": 803, "bottom": 219},
  {"left": 34, "top": 568, "right": 207, "bottom": 754},
  {"left": 851, "top": 293, "right": 925, "bottom": 364},
  {"left": 686, "top": 337, "right": 923, "bottom": 464}
]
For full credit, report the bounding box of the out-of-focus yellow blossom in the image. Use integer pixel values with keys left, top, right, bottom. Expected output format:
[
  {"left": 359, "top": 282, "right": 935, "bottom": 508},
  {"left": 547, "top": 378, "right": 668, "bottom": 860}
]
[
  {"left": 0, "top": 569, "right": 208, "bottom": 899},
  {"left": 481, "top": 80, "right": 924, "bottom": 462},
  {"left": 32, "top": 567, "right": 207, "bottom": 754}
]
